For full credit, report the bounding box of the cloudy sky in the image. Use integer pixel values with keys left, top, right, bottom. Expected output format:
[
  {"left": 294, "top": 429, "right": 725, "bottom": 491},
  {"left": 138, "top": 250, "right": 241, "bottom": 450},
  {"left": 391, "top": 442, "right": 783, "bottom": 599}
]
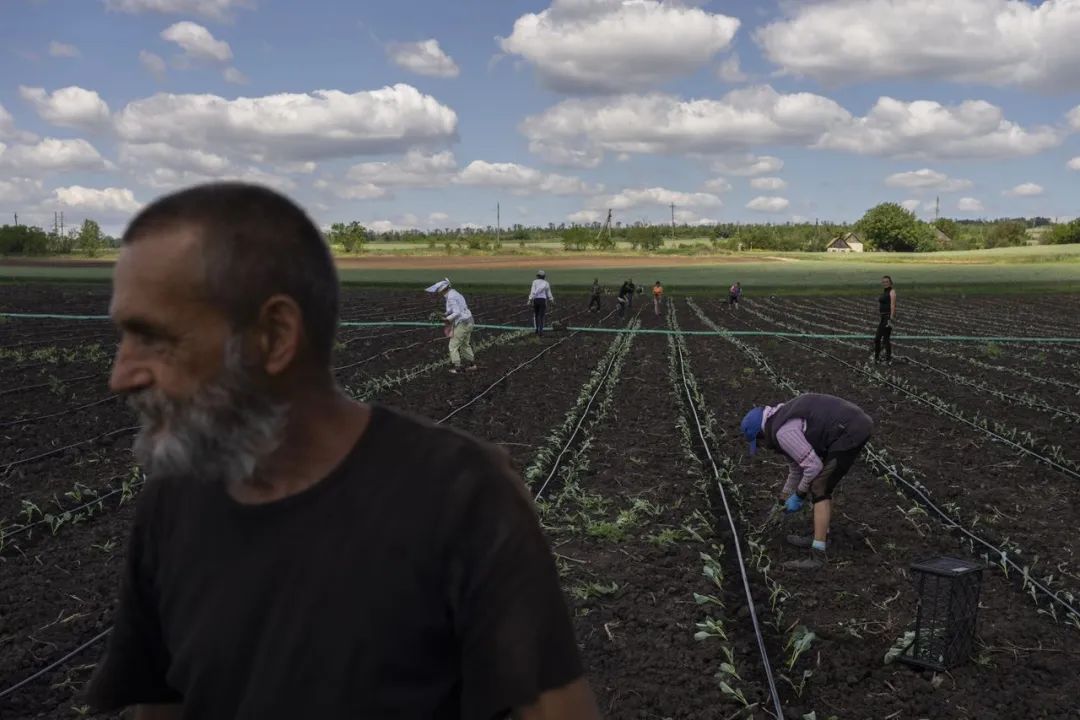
[{"left": 2, "top": 0, "right": 1079, "bottom": 234}]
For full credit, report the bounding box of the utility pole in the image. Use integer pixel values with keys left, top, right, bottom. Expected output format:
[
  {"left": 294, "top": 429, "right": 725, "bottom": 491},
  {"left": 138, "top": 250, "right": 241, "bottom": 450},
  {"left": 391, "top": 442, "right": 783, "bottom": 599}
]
[
  {"left": 935, "top": 196, "right": 940, "bottom": 222},
  {"left": 670, "top": 202, "right": 676, "bottom": 242},
  {"left": 496, "top": 202, "right": 500, "bottom": 246},
  {"left": 60, "top": 211, "right": 64, "bottom": 237},
  {"left": 13, "top": 212, "right": 17, "bottom": 227}
]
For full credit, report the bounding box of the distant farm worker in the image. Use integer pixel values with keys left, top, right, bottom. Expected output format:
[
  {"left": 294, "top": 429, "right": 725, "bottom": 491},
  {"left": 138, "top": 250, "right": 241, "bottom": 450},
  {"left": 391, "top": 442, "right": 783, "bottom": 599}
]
[
  {"left": 626, "top": 278, "right": 636, "bottom": 308},
  {"left": 652, "top": 281, "right": 664, "bottom": 316},
  {"left": 874, "top": 275, "right": 897, "bottom": 365},
  {"left": 528, "top": 269, "right": 555, "bottom": 337},
  {"left": 728, "top": 281, "right": 742, "bottom": 310},
  {"left": 617, "top": 279, "right": 633, "bottom": 317},
  {"left": 588, "top": 278, "right": 602, "bottom": 313},
  {"left": 427, "top": 277, "right": 477, "bottom": 374},
  {"left": 87, "top": 183, "right": 599, "bottom": 720},
  {"left": 740, "top": 393, "right": 873, "bottom": 571}
]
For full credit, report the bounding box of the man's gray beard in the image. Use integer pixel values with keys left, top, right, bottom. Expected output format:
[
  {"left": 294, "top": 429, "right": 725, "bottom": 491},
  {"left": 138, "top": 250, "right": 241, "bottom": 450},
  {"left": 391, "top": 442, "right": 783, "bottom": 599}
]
[{"left": 129, "top": 337, "right": 288, "bottom": 486}]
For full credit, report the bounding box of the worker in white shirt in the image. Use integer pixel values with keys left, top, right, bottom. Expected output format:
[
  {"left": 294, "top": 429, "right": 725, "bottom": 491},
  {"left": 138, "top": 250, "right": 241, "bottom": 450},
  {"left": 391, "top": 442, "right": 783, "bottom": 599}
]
[
  {"left": 527, "top": 270, "right": 555, "bottom": 338},
  {"left": 426, "top": 278, "right": 477, "bottom": 374}
]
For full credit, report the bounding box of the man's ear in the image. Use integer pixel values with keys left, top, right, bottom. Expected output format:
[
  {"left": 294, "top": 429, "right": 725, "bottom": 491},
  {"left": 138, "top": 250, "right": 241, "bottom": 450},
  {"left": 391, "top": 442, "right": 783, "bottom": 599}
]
[{"left": 256, "top": 294, "right": 304, "bottom": 376}]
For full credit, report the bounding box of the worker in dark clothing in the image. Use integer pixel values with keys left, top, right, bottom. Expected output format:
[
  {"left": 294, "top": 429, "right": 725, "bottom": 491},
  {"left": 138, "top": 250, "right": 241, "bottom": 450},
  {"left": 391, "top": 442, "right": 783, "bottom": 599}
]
[
  {"left": 617, "top": 279, "right": 633, "bottom": 317},
  {"left": 874, "top": 275, "right": 897, "bottom": 364},
  {"left": 588, "top": 278, "right": 602, "bottom": 312},
  {"left": 741, "top": 393, "right": 873, "bottom": 571},
  {"left": 85, "top": 182, "right": 600, "bottom": 720}
]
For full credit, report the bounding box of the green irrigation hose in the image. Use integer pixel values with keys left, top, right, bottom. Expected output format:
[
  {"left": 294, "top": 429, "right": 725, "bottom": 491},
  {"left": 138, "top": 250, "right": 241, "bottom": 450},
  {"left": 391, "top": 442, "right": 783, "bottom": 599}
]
[{"left": 3, "top": 312, "right": 1080, "bottom": 344}]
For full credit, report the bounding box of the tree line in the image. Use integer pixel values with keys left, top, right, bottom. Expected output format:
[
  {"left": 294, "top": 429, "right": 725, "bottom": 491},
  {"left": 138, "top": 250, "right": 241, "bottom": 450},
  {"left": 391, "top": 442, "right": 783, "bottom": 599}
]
[{"left": 3, "top": 206, "right": 1078, "bottom": 257}]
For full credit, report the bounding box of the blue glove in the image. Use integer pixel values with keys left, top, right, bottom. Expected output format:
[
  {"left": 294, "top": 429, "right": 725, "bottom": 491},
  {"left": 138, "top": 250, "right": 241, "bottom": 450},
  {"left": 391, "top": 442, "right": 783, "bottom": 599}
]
[{"left": 784, "top": 493, "right": 805, "bottom": 513}]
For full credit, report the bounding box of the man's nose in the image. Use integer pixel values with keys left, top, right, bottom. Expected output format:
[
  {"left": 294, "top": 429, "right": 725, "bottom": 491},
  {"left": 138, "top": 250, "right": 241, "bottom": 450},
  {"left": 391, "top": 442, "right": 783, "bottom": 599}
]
[{"left": 109, "top": 339, "right": 153, "bottom": 394}]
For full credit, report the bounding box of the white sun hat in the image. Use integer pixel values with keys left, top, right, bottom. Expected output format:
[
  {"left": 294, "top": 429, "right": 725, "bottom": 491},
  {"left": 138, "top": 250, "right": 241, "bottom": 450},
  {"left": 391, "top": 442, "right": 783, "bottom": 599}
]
[{"left": 425, "top": 278, "right": 451, "bottom": 293}]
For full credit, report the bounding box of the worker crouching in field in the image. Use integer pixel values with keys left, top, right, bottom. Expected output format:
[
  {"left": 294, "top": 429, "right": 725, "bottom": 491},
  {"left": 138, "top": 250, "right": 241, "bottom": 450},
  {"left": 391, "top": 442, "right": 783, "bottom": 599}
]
[
  {"left": 741, "top": 393, "right": 873, "bottom": 571},
  {"left": 588, "top": 278, "right": 602, "bottom": 312},
  {"left": 427, "top": 277, "right": 477, "bottom": 373}
]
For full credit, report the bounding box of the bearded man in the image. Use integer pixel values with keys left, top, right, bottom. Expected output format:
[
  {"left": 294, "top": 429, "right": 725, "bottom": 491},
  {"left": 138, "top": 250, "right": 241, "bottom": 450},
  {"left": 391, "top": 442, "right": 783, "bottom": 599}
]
[{"left": 85, "top": 183, "right": 599, "bottom": 720}]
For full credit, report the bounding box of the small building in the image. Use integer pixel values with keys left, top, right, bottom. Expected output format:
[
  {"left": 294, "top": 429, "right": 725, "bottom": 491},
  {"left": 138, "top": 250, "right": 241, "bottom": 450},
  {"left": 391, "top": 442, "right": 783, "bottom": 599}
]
[{"left": 826, "top": 232, "right": 865, "bottom": 253}]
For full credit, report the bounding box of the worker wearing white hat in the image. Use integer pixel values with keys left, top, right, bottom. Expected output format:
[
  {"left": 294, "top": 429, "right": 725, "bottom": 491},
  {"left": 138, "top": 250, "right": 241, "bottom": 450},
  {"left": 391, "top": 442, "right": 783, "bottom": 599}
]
[
  {"left": 425, "top": 278, "right": 476, "bottom": 373},
  {"left": 527, "top": 270, "right": 554, "bottom": 338}
]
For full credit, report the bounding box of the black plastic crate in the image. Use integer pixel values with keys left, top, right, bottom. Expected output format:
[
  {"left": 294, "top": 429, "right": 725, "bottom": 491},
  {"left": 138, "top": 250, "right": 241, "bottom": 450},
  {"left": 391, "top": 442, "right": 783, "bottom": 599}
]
[{"left": 900, "top": 556, "right": 984, "bottom": 671}]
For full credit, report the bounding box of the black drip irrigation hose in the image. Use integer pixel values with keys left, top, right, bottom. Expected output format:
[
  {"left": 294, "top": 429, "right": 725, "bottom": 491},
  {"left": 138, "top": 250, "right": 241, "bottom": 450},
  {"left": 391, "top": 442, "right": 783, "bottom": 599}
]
[
  {"left": 0, "top": 395, "right": 118, "bottom": 429},
  {"left": 0, "top": 629, "right": 113, "bottom": 701},
  {"left": 0, "top": 372, "right": 106, "bottom": 398},
  {"left": 533, "top": 314, "right": 638, "bottom": 502},
  {"left": 0, "top": 473, "right": 133, "bottom": 542},
  {"left": 672, "top": 336, "right": 784, "bottom": 720},
  {"left": 436, "top": 307, "right": 619, "bottom": 425},
  {"left": 1, "top": 426, "right": 138, "bottom": 475}
]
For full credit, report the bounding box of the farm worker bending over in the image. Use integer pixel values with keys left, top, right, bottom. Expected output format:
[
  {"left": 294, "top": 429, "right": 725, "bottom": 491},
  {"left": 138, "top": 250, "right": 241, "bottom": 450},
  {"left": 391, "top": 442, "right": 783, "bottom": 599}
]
[
  {"left": 588, "top": 278, "right": 602, "bottom": 312},
  {"left": 728, "top": 282, "right": 742, "bottom": 310},
  {"left": 652, "top": 281, "right": 664, "bottom": 316},
  {"left": 528, "top": 270, "right": 554, "bottom": 337},
  {"left": 874, "top": 275, "right": 897, "bottom": 365},
  {"left": 427, "top": 277, "right": 477, "bottom": 374},
  {"left": 741, "top": 393, "right": 873, "bottom": 571},
  {"left": 88, "top": 182, "right": 600, "bottom": 720}
]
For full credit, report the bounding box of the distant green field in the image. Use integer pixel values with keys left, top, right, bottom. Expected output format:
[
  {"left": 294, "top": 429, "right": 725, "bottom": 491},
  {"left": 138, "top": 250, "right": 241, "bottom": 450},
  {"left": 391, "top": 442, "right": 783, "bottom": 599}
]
[{"left": 2, "top": 244, "right": 1078, "bottom": 294}]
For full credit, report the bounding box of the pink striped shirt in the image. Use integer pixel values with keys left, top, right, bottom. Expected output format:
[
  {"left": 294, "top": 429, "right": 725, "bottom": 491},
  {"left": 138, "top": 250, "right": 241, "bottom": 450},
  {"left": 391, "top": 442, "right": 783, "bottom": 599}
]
[{"left": 762, "top": 404, "right": 823, "bottom": 494}]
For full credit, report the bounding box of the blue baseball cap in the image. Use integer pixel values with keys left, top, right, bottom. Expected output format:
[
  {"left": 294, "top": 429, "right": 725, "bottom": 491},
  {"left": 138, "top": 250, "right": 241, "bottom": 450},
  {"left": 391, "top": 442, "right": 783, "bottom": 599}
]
[{"left": 741, "top": 407, "right": 765, "bottom": 455}]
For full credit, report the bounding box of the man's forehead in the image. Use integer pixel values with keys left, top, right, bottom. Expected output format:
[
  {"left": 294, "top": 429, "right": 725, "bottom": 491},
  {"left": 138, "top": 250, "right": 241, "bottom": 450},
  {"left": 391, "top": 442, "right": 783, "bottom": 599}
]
[{"left": 110, "top": 226, "right": 210, "bottom": 319}]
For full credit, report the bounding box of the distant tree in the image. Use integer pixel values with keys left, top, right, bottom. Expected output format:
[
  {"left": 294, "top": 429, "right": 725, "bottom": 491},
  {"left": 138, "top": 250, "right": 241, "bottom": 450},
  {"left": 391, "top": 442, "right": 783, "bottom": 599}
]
[
  {"left": 627, "top": 225, "right": 662, "bottom": 251},
  {"left": 985, "top": 220, "right": 1028, "bottom": 248},
  {"left": 77, "top": 219, "right": 104, "bottom": 257},
  {"left": 327, "top": 222, "right": 368, "bottom": 253},
  {"left": 561, "top": 226, "right": 591, "bottom": 251},
  {"left": 0, "top": 224, "right": 50, "bottom": 256},
  {"left": 1047, "top": 219, "right": 1080, "bottom": 245},
  {"left": 856, "top": 202, "right": 934, "bottom": 252}
]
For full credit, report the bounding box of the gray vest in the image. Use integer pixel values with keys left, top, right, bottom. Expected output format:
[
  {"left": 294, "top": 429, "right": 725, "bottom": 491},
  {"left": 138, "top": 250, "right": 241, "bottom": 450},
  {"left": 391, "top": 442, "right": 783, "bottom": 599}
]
[{"left": 764, "top": 394, "right": 872, "bottom": 460}]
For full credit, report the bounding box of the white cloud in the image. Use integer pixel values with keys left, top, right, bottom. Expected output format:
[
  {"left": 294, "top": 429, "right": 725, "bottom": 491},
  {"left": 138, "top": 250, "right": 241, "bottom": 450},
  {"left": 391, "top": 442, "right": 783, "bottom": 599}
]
[
  {"left": 900, "top": 199, "right": 921, "bottom": 212},
  {"left": 526, "top": 88, "right": 1056, "bottom": 165},
  {"left": 1069, "top": 106, "right": 1080, "bottom": 130},
  {"left": 161, "top": 21, "right": 233, "bottom": 63},
  {"left": 568, "top": 209, "right": 602, "bottom": 223},
  {"left": 711, "top": 153, "right": 783, "bottom": 176},
  {"left": 750, "top": 176, "right": 787, "bottom": 191},
  {"left": 500, "top": 0, "right": 740, "bottom": 94},
  {"left": 717, "top": 53, "right": 747, "bottom": 83},
  {"left": 522, "top": 87, "right": 850, "bottom": 165},
  {"left": 105, "top": 0, "right": 251, "bottom": 22},
  {"left": 957, "top": 197, "right": 985, "bottom": 212},
  {"left": 0, "top": 177, "right": 45, "bottom": 204},
  {"left": 345, "top": 150, "right": 458, "bottom": 188},
  {"left": 53, "top": 186, "right": 142, "bottom": 215},
  {"left": 48, "top": 41, "right": 80, "bottom": 58},
  {"left": 223, "top": 67, "right": 248, "bottom": 84},
  {"left": 113, "top": 84, "right": 458, "bottom": 163},
  {"left": 0, "top": 138, "right": 107, "bottom": 174},
  {"left": 757, "top": 0, "right": 1080, "bottom": 90},
  {"left": 117, "top": 142, "right": 303, "bottom": 191},
  {"left": 1003, "top": 182, "right": 1044, "bottom": 197},
  {"left": 387, "top": 39, "right": 460, "bottom": 78},
  {"left": 884, "top": 168, "right": 972, "bottom": 192},
  {"left": 590, "top": 187, "right": 722, "bottom": 211},
  {"left": 1068, "top": 157, "right": 1080, "bottom": 171},
  {"left": 428, "top": 211, "right": 450, "bottom": 225},
  {"left": 674, "top": 209, "right": 718, "bottom": 226},
  {"left": 746, "top": 196, "right": 790, "bottom": 213},
  {"left": 315, "top": 179, "right": 387, "bottom": 200},
  {"left": 703, "top": 177, "right": 732, "bottom": 193},
  {"left": 456, "top": 160, "right": 594, "bottom": 196},
  {"left": 18, "top": 86, "right": 111, "bottom": 129},
  {"left": 816, "top": 97, "right": 1060, "bottom": 159},
  {"left": 139, "top": 50, "right": 168, "bottom": 80},
  {"left": 0, "top": 104, "right": 38, "bottom": 143},
  {"left": 118, "top": 141, "right": 231, "bottom": 175}
]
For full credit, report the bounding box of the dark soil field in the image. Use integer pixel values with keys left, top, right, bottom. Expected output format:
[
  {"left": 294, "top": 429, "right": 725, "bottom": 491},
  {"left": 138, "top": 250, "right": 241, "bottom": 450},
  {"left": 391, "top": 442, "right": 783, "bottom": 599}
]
[{"left": 2, "top": 283, "right": 1080, "bottom": 719}]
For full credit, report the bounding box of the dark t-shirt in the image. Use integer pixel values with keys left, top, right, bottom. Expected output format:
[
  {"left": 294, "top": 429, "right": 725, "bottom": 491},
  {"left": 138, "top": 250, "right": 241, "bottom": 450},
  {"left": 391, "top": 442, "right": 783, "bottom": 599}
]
[{"left": 85, "top": 404, "right": 583, "bottom": 719}]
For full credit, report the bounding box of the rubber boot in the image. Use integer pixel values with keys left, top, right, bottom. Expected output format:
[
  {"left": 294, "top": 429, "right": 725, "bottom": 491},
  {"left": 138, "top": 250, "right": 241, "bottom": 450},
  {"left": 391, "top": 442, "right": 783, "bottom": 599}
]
[
  {"left": 783, "top": 547, "right": 827, "bottom": 571},
  {"left": 786, "top": 534, "right": 830, "bottom": 549}
]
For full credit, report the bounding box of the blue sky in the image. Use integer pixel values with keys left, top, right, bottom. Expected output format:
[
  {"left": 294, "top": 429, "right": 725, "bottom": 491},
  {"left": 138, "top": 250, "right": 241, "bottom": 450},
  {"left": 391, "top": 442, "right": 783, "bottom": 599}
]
[{"left": 1, "top": 0, "right": 1079, "bottom": 234}]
